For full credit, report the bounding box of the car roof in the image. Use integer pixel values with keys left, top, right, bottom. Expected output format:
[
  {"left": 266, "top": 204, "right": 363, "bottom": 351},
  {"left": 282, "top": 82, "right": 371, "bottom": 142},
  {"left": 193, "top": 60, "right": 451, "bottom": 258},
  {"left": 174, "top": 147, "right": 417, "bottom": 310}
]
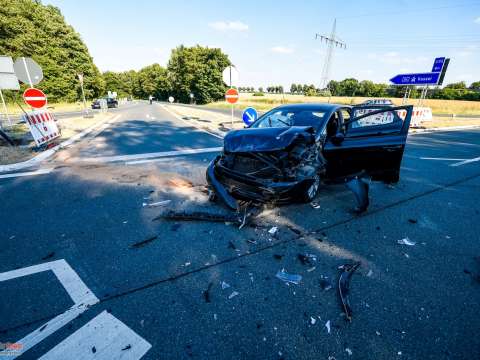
[{"left": 274, "top": 103, "right": 348, "bottom": 111}]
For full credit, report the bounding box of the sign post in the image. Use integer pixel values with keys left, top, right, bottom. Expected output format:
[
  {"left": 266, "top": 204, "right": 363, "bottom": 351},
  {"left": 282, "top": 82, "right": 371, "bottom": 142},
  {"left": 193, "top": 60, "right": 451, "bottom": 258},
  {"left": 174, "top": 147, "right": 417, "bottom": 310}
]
[
  {"left": 225, "top": 88, "right": 239, "bottom": 128},
  {"left": 13, "top": 57, "right": 43, "bottom": 87},
  {"left": 0, "top": 56, "right": 20, "bottom": 127},
  {"left": 78, "top": 73, "right": 91, "bottom": 118},
  {"left": 222, "top": 66, "right": 239, "bottom": 127}
]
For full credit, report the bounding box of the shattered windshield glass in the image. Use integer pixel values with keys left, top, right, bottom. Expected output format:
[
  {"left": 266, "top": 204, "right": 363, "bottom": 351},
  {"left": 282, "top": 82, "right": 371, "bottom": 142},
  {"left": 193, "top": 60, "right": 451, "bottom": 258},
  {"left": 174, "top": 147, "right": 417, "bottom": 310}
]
[{"left": 251, "top": 109, "right": 326, "bottom": 129}]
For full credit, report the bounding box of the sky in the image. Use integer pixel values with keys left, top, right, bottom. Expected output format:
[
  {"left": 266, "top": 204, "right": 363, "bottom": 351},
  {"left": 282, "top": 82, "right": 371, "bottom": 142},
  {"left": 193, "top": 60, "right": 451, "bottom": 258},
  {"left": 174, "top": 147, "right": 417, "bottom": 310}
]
[{"left": 45, "top": 0, "right": 480, "bottom": 88}]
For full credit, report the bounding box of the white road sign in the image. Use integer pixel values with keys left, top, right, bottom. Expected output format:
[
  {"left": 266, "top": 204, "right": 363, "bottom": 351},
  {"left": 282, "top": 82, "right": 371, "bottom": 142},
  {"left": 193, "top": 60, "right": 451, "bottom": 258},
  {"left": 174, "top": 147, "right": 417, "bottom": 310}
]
[
  {"left": 14, "top": 57, "right": 43, "bottom": 86},
  {"left": 222, "top": 65, "right": 239, "bottom": 87},
  {"left": 0, "top": 56, "right": 20, "bottom": 90},
  {"left": 168, "top": 96, "right": 174, "bottom": 103}
]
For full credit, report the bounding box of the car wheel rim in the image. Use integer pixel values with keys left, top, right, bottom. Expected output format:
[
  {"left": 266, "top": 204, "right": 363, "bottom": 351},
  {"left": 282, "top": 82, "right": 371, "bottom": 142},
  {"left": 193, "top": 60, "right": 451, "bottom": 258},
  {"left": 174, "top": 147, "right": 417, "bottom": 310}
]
[{"left": 307, "top": 176, "right": 320, "bottom": 199}]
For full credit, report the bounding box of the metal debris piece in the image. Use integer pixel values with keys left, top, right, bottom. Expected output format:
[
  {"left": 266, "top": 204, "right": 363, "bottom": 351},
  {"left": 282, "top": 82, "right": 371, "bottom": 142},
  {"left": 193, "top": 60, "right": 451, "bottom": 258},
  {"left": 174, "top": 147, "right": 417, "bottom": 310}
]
[
  {"left": 129, "top": 235, "right": 158, "bottom": 249},
  {"left": 276, "top": 269, "right": 302, "bottom": 285},
  {"left": 228, "top": 291, "right": 239, "bottom": 299},
  {"left": 155, "top": 210, "right": 243, "bottom": 224},
  {"left": 310, "top": 317, "right": 317, "bottom": 325},
  {"left": 397, "top": 237, "right": 416, "bottom": 246},
  {"left": 221, "top": 281, "right": 230, "bottom": 290},
  {"left": 203, "top": 282, "right": 213, "bottom": 303},
  {"left": 307, "top": 266, "right": 316, "bottom": 272},
  {"left": 142, "top": 200, "right": 171, "bottom": 207},
  {"left": 338, "top": 262, "right": 361, "bottom": 321}
]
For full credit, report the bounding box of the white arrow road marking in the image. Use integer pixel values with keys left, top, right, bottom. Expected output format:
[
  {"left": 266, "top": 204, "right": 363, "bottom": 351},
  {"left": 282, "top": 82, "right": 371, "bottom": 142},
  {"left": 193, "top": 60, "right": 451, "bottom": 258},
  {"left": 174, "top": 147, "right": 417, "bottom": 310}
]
[
  {"left": 39, "top": 311, "right": 151, "bottom": 360},
  {"left": 450, "top": 156, "right": 480, "bottom": 167},
  {"left": 0, "top": 260, "right": 99, "bottom": 360}
]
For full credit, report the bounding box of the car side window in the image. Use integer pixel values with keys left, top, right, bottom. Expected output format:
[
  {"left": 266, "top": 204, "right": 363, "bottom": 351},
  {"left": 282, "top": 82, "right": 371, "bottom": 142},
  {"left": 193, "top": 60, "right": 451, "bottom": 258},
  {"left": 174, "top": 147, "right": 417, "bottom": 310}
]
[{"left": 350, "top": 108, "right": 402, "bottom": 130}]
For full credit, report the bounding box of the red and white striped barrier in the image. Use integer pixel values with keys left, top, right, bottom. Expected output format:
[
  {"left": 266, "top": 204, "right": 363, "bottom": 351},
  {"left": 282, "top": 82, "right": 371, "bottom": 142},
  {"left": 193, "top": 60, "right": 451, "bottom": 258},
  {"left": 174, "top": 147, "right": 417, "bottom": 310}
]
[{"left": 23, "top": 109, "right": 60, "bottom": 146}]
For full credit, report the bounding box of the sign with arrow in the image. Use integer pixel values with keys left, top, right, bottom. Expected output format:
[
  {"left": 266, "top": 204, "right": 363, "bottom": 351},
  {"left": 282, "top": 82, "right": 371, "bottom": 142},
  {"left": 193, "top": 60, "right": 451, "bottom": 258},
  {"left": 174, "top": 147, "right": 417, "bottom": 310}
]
[
  {"left": 389, "top": 72, "right": 440, "bottom": 86},
  {"left": 242, "top": 107, "right": 258, "bottom": 126},
  {"left": 432, "top": 57, "right": 445, "bottom": 73}
]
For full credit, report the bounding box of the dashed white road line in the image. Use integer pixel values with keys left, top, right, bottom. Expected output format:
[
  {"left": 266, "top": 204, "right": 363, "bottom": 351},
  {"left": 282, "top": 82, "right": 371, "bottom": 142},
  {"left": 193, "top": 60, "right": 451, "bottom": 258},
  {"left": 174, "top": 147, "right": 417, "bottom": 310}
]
[
  {"left": 78, "top": 147, "right": 222, "bottom": 164},
  {"left": 39, "top": 311, "right": 151, "bottom": 360},
  {"left": 0, "top": 168, "right": 54, "bottom": 179}
]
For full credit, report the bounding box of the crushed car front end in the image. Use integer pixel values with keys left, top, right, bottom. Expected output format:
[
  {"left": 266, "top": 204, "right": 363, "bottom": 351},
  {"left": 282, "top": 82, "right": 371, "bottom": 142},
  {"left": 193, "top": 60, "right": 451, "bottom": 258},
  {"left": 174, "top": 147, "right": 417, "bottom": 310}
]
[{"left": 206, "top": 126, "right": 323, "bottom": 210}]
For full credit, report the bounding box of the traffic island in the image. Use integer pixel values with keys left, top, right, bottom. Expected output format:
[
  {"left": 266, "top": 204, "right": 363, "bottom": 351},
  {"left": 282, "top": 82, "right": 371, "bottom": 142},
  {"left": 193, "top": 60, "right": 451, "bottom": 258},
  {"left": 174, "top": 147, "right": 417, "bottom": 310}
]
[{"left": 0, "top": 112, "right": 115, "bottom": 168}]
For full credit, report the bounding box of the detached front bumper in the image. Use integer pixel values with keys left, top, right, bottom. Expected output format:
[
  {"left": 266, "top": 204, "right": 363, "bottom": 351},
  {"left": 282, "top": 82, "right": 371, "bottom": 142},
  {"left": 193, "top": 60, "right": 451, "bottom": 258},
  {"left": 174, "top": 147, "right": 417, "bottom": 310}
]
[{"left": 206, "top": 155, "right": 313, "bottom": 209}]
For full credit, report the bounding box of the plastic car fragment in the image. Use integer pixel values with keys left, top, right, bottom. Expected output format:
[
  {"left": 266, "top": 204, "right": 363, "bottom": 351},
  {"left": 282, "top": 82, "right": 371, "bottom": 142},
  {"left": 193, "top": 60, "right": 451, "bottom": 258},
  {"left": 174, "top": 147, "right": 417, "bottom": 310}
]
[
  {"left": 345, "top": 177, "right": 370, "bottom": 213},
  {"left": 338, "top": 262, "right": 361, "bottom": 321}
]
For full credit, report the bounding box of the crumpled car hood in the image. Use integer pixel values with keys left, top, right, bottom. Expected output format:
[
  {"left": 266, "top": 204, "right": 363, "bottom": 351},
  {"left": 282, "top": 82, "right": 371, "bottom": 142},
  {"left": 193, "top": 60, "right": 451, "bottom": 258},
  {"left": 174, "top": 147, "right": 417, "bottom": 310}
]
[{"left": 223, "top": 126, "right": 315, "bottom": 153}]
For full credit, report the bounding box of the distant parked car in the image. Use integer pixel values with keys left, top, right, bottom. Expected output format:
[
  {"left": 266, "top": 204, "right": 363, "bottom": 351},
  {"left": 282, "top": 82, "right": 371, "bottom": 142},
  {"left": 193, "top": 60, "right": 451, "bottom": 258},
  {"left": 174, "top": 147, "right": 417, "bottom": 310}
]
[
  {"left": 91, "top": 98, "right": 118, "bottom": 109},
  {"left": 359, "top": 99, "right": 394, "bottom": 107}
]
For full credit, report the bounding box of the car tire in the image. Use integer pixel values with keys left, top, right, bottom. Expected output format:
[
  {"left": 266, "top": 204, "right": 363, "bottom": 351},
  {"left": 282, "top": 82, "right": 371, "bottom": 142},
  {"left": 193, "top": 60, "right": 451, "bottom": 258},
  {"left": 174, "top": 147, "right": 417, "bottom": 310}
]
[{"left": 300, "top": 174, "right": 320, "bottom": 203}]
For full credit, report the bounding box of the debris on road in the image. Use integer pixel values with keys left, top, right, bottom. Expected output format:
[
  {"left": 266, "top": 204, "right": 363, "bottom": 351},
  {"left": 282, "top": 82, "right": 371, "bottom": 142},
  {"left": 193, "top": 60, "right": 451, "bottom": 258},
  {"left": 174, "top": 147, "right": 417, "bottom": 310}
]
[
  {"left": 325, "top": 320, "right": 331, "bottom": 333},
  {"left": 273, "top": 254, "right": 284, "bottom": 260},
  {"left": 228, "top": 291, "right": 239, "bottom": 299},
  {"left": 408, "top": 218, "right": 418, "bottom": 224},
  {"left": 298, "top": 253, "right": 317, "bottom": 266},
  {"left": 310, "top": 201, "right": 321, "bottom": 209},
  {"left": 338, "top": 262, "right": 361, "bottom": 321},
  {"left": 42, "top": 251, "right": 55, "bottom": 260},
  {"left": 129, "top": 235, "right": 158, "bottom": 249},
  {"left": 367, "top": 269, "right": 373, "bottom": 277},
  {"left": 268, "top": 226, "right": 278, "bottom": 235},
  {"left": 345, "top": 348, "right": 353, "bottom": 356},
  {"left": 310, "top": 317, "right": 317, "bottom": 325},
  {"left": 168, "top": 178, "right": 193, "bottom": 188},
  {"left": 397, "top": 237, "right": 416, "bottom": 246},
  {"left": 203, "top": 282, "right": 213, "bottom": 303},
  {"left": 319, "top": 277, "right": 333, "bottom": 291},
  {"left": 155, "top": 210, "right": 243, "bottom": 225},
  {"left": 221, "top": 281, "right": 230, "bottom": 289},
  {"left": 276, "top": 269, "right": 302, "bottom": 285},
  {"left": 142, "top": 200, "right": 171, "bottom": 208},
  {"left": 92, "top": 346, "right": 96, "bottom": 353}
]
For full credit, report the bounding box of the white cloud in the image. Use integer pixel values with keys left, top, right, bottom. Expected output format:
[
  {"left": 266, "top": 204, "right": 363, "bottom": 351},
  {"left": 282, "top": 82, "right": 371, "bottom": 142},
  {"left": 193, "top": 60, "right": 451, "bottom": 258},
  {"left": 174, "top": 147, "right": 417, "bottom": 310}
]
[
  {"left": 474, "top": 16, "right": 480, "bottom": 23},
  {"left": 270, "top": 46, "right": 294, "bottom": 54},
  {"left": 208, "top": 21, "right": 248, "bottom": 31}
]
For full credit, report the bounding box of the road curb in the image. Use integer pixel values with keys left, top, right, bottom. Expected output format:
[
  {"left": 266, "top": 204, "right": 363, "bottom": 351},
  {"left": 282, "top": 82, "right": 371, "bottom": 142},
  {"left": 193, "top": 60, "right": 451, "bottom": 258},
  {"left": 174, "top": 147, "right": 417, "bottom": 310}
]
[
  {"left": 410, "top": 124, "right": 480, "bottom": 135},
  {"left": 0, "top": 113, "right": 119, "bottom": 174}
]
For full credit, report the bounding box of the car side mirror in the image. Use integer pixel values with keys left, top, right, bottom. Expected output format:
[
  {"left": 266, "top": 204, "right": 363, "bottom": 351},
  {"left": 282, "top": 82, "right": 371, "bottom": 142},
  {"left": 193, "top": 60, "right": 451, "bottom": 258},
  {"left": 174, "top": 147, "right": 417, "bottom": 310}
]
[{"left": 331, "top": 132, "right": 345, "bottom": 145}]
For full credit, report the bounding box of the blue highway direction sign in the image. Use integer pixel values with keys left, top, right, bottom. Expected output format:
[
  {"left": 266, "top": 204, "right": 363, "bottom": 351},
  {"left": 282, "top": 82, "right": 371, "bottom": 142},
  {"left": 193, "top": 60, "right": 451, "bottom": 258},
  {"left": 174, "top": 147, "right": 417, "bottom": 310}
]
[
  {"left": 389, "top": 72, "right": 440, "bottom": 86},
  {"left": 242, "top": 107, "right": 258, "bottom": 125},
  {"left": 432, "top": 57, "right": 445, "bottom": 73}
]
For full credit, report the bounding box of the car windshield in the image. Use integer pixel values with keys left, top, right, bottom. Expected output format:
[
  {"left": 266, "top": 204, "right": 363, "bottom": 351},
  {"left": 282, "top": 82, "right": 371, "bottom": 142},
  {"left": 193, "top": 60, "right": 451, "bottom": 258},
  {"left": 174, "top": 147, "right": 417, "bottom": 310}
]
[{"left": 250, "top": 108, "right": 326, "bottom": 129}]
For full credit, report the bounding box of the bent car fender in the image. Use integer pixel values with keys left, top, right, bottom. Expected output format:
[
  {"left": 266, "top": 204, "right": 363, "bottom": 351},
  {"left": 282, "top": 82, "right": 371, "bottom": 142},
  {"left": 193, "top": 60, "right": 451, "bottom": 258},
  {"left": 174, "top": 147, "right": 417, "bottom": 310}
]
[{"left": 206, "top": 156, "right": 238, "bottom": 211}]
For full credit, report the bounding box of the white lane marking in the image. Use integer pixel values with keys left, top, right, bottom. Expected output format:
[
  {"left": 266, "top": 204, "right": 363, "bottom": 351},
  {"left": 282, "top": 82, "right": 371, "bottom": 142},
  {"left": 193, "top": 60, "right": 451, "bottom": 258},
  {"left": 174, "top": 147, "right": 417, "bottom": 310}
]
[
  {"left": 160, "top": 104, "right": 223, "bottom": 139},
  {"left": 420, "top": 157, "right": 467, "bottom": 161},
  {"left": 450, "top": 156, "right": 480, "bottom": 167},
  {"left": 0, "top": 260, "right": 99, "bottom": 359},
  {"left": 80, "top": 147, "right": 222, "bottom": 164},
  {"left": 39, "top": 311, "right": 151, "bottom": 360},
  {"left": 0, "top": 168, "right": 53, "bottom": 179}
]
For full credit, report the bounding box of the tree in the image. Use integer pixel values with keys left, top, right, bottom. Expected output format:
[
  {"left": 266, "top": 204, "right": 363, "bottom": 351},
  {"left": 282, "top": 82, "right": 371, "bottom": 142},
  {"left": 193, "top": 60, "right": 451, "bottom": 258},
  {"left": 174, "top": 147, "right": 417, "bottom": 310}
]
[
  {"left": 167, "top": 45, "right": 230, "bottom": 104},
  {"left": 290, "top": 84, "right": 297, "bottom": 94},
  {"left": 469, "top": 81, "right": 480, "bottom": 91},
  {"left": 0, "top": 0, "right": 104, "bottom": 102},
  {"left": 258, "top": 87, "right": 263, "bottom": 93}
]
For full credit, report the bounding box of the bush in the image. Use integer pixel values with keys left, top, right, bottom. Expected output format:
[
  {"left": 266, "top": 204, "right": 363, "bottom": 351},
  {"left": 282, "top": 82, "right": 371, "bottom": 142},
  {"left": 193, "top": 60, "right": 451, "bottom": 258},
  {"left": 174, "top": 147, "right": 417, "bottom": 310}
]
[{"left": 252, "top": 92, "right": 264, "bottom": 96}]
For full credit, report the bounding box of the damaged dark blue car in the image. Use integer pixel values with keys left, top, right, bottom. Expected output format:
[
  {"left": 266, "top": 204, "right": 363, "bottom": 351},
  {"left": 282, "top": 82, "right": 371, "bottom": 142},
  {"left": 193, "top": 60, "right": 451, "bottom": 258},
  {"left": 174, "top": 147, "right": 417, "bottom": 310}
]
[{"left": 207, "top": 103, "right": 412, "bottom": 212}]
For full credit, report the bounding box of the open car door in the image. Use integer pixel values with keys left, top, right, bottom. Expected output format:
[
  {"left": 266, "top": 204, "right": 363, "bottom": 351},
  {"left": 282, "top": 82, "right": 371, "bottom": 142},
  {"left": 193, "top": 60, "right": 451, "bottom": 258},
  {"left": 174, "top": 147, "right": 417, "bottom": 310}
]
[{"left": 323, "top": 105, "right": 413, "bottom": 183}]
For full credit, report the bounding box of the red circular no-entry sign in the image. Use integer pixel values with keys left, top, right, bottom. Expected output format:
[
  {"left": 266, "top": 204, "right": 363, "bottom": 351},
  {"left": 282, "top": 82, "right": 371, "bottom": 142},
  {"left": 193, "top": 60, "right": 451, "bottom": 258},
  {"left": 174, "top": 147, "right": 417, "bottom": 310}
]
[
  {"left": 23, "top": 88, "right": 47, "bottom": 109},
  {"left": 225, "top": 88, "right": 239, "bottom": 104}
]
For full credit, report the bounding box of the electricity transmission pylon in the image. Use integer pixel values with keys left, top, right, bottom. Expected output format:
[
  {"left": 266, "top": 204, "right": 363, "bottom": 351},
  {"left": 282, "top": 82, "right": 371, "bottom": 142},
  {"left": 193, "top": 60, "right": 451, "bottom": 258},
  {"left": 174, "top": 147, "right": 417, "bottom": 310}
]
[{"left": 315, "top": 19, "right": 346, "bottom": 90}]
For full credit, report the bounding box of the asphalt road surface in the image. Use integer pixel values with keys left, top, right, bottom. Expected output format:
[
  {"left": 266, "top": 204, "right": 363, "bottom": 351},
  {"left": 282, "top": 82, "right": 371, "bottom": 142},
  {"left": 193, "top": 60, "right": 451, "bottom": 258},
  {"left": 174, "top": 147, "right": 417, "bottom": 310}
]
[{"left": 1, "top": 102, "right": 479, "bottom": 359}]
